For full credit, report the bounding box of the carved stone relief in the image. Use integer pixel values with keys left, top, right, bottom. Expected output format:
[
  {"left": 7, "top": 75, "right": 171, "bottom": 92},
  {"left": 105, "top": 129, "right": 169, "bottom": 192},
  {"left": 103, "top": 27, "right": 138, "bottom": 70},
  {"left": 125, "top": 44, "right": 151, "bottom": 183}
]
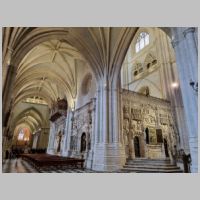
[
  {"left": 70, "top": 101, "right": 94, "bottom": 156},
  {"left": 122, "top": 90, "right": 178, "bottom": 159}
]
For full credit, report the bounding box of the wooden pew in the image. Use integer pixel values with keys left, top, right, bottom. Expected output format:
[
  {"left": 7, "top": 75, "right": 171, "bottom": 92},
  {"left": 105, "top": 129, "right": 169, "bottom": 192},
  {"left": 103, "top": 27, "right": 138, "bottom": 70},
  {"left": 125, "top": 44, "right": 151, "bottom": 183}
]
[{"left": 21, "top": 154, "right": 85, "bottom": 172}]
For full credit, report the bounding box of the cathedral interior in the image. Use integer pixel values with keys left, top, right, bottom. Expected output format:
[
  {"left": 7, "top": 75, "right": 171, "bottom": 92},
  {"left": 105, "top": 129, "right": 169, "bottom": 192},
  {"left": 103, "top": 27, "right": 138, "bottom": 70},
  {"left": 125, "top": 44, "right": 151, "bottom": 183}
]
[{"left": 2, "top": 27, "right": 198, "bottom": 173}]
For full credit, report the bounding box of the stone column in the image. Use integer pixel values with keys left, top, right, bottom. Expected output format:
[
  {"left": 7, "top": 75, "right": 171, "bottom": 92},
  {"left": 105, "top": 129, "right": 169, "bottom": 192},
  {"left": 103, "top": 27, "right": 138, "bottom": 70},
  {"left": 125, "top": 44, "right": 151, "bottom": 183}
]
[
  {"left": 90, "top": 98, "right": 96, "bottom": 150},
  {"left": 32, "top": 132, "right": 39, "bottom": 149},
  {"left": 3, "top": 65, "right": 16, "bottom": 128},
  {"left": 2, "top": 63, "right": 17, "bottom": 157},
  {"left": 2, "top": 48, "right": 13, "bottom": 91},
  {"left": 86, "top": 98, "right": 96, "bottom": 168},
  {"left": 92, "top": 79, "right": 126, "bottom": 171},
  {"left": 47, "top": 122, "right": 56, "bottom": 154},
  {"left": 157, "top": 30, "right": 190, "bottom": 153},
  {"left": 183, "top": 28, "right": 198, "bottom": 81},
  {"left": 61, "top": 109, "right": 73, "bottom": 156},
  {"left": 171, "top": 28, "right": 198, "bottom": 172}
]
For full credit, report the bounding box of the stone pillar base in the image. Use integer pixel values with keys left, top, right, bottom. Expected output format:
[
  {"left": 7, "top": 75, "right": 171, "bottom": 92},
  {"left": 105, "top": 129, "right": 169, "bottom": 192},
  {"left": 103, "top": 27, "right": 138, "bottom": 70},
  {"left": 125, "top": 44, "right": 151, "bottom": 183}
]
[
  {"left": 86, "top": 150, "right": 94, "bottom": 169},
  {"left": 61, "top": 150, "right": 70, "bottom": 157},
  {"left": 47, "top": 148, "right": 56, "bottom": 155},
  {"left": 92, "top": 143, "right": 126, "bottom": 172}
]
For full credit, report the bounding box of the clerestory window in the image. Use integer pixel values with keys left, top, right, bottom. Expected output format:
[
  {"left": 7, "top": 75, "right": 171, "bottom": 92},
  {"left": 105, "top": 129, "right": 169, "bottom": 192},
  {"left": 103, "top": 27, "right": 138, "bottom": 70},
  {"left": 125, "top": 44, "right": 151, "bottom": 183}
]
[{"left": 135, "top": 32, "right": 149, "bottom": 53}]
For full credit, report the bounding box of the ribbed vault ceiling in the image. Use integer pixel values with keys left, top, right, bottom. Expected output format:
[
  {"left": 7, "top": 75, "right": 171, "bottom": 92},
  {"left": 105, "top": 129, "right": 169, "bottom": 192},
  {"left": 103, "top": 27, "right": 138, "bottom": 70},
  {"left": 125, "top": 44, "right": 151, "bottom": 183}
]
[
  {"left": 12, "top": 107, "right": 46, "bottom": 134},
  {"left": 2, "top": 27, "right": 173, "bottom": 137},
  {"left": 13, "top": 39, "right": 86, "bottom": 107}
]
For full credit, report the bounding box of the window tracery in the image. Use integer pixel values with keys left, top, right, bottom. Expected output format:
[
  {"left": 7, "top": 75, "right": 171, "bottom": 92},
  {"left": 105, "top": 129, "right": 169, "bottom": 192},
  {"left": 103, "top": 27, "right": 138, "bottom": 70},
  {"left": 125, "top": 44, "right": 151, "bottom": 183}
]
[{"left": 135, "top": 32, "right": 149, "bottom": 53}]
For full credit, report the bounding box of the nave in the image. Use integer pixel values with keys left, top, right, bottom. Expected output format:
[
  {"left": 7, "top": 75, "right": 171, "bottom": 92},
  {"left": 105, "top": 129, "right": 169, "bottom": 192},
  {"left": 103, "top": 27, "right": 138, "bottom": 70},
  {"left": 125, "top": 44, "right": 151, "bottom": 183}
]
[{"left": 2, "top": 27, "right": 198, "bottom": 172}]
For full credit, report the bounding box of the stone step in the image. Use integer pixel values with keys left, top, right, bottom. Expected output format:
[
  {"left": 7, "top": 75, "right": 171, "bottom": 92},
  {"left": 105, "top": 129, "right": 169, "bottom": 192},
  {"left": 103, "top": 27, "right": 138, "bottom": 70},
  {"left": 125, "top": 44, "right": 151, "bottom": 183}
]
[
  {"left": 122, "top": 158, "right": 183, "bottom": 173},
  {"left": 125, "top": 162, "right": 177, "bottom": 166},
  {"left": 121, "top": 168, "right": 183, "bottom": 173},
  {"left": 128, "top": 158, "right": 170, "bottom": 161},
  {"left": 127, "top": 158, "right": 170, "bottom": 162},
  {"left": 126, "top": 162, "right": 173, "bottom": 167},
  {"left": 124, "top": 165, "right": 180, "bottom": 170}
]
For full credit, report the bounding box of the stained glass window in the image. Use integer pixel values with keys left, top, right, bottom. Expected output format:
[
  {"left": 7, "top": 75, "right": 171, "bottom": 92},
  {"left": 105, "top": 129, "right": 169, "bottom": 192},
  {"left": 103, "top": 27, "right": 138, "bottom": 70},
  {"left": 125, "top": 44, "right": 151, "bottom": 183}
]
[{"left": 18, "top": 129, "right": 24, "bottom": 140}]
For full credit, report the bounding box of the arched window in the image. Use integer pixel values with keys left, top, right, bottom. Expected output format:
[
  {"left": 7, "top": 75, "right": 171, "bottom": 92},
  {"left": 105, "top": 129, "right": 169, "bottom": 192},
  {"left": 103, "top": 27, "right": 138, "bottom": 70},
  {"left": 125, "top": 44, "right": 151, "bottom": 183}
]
[
  {"left": 135, "top": 32, "right": 149, "bottom": 53},
  {"left": 18, "top": 129, "right": 25, "bottom": 140}
]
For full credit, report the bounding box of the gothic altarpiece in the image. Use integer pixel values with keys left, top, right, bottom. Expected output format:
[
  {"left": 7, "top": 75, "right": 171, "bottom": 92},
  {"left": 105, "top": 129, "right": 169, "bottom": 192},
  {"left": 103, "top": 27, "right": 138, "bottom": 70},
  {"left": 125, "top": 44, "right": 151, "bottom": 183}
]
[{"left": 122, "top": 89, "right": 178, "bottom": 161}]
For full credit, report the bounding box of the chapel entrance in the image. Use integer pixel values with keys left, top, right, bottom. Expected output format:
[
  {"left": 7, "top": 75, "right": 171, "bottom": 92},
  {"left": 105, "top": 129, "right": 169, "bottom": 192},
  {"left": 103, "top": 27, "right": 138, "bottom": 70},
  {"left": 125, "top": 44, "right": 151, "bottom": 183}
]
[{"left": 134, "top": 136, "right": 140, "bottom": 157}]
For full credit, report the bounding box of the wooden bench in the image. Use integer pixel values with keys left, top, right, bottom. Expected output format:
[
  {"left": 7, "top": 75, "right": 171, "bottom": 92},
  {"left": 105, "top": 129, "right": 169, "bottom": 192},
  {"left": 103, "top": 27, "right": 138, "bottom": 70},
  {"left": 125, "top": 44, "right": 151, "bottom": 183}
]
[{"left": 21, "top": 154, "right": 85, "bottom": 172}]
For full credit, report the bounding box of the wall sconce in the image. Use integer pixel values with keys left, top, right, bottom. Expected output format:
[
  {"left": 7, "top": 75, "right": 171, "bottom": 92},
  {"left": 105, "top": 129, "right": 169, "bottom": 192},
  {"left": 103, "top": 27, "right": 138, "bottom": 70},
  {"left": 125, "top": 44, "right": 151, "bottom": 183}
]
[
  {"left": 171, "top": 82, "right": 178, "bottom": 88},
  {"left": 189, "top": 80, "right": 198, "bottom": 92}
]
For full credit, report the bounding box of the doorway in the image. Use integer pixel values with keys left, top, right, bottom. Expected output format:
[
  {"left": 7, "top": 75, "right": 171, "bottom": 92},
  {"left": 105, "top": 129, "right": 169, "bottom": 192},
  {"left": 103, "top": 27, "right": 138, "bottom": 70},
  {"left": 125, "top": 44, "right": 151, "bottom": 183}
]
[
  {"left": 134, "top": 136, "right": 140, "bottom": 157},
  {"left": 80, "top": 132, "right": 86, "bottom": 153},
  {"left": 145, "top": 128, "right": 149, "bottom": 144},
  {"left": 164, "top": 139, "right": 169, "bottom": 157}
]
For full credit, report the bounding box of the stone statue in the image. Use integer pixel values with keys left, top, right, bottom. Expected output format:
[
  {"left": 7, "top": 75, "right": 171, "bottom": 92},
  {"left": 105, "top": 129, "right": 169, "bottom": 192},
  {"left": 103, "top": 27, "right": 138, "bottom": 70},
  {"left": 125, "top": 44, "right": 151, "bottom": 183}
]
[
  {"left": 123, "top": 106, "right": 129, "bottom": 119},
  {"left": 181, "top": 149, "right": 191, "bottom": 173}
]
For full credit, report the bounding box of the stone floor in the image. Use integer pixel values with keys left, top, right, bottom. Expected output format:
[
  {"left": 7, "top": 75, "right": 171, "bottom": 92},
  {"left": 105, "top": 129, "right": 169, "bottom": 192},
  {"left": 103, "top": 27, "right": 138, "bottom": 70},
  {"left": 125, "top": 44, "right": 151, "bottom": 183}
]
[
  {"left": 4, "top": 158, "right": 182, "bottom": 173},
  {"left": 2, "top": 158, "right": 97, "bottom": 173},
  {"left": 2, "top": 158, "right": 124, "bottom": 173}
]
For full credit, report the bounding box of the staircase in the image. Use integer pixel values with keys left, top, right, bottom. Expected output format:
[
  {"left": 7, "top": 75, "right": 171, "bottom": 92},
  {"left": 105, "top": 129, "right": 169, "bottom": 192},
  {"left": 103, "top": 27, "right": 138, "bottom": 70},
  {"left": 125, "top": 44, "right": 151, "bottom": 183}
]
[{"left": 121, "top": 158, "right": 183, "bottom": 173}]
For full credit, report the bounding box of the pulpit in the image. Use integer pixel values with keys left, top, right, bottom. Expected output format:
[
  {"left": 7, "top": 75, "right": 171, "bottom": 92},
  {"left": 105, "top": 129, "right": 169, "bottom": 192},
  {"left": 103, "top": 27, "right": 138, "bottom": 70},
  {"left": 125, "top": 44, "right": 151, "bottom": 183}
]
[{"left": 50, "top": 98, "right": 68, "bottom": 122}]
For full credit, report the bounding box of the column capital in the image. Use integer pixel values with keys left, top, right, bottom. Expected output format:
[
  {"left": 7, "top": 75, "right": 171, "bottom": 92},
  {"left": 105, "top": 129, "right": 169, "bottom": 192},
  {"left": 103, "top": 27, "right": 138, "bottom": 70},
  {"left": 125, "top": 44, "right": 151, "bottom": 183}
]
[{"left": 183, "top": 27, "right": 196, "bottom": 37}]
